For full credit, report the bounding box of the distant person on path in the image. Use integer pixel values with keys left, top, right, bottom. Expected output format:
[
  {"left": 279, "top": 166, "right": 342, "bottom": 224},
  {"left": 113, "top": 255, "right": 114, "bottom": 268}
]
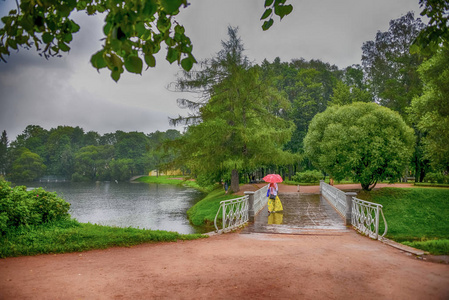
[
  {"left": 267, "top": 182, "right": 283, "bottom": 213},
  {"left": 224, "top": 181, "right": 229, "bottom": 194}
]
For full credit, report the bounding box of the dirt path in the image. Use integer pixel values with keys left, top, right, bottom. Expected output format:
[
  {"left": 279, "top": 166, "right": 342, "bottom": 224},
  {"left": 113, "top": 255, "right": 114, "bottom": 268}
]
[
  {"left": 1, "top": 230, "right": 448, "bottom": 299},
  {"left": 1, "top": 182, "right": 448, "bottom": 299}
]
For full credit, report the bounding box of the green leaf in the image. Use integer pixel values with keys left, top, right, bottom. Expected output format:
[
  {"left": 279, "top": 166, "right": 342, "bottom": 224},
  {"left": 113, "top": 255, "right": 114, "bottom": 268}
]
[
  {"left": 111, "top": 70, "right": 121, "bottom": 82},
  {"left": 135, "top": 22, "right": 146, "bottom": 37},
  {"left": 42, "top": 32, "right": 54, "bottom": 44},
  {"left": 274, "top": 4, "right": 293, "bottom": 20},
  {"left": 7, "top": 39, "right": 17, "bottom": 50},
  {"left": 160, "top": 0, "right": 183, "bottom": 14},
  {"left": 261, "top": 8, "right": 272, "bottom": 20},
  {"left": 90, "top": 51, "right": 107, "bottom": 70},
  {"left": 104, "top": 22, "right": 113, "bottom": 35},
  {"left": 144, "top": 53, "right": 156, "bottom": 67},
  {"left": 124, "top": 55, "right": 143, "bottom": 74},
  {"left": 70, "top": 21, "right": 81, "bottom": 33},
  {"left": 264, "top": 0, "right": 274, "bottom": 7},
  {"left": 63, "top": 33, "right": 73, "bottom": 43},
  {"left": 143, "top": 0, "right": 157, "bottom": 16},
  {"left": 262, "top": 19, "right": 274, "bottom": 31},
  {"left": 58, "top": 41, "right": 70, "bottom": 52},
  {"left": 166, "top": 47, "right": 179, "bottom": 64},
  {"left": 181, "top": 55, "right": 195, "bottom": 71}
]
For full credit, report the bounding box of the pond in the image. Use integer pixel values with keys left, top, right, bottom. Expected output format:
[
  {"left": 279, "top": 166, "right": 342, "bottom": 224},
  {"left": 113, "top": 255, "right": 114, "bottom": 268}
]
[{"left": 24, "top": 181, "right": 207, "bottom": 234}]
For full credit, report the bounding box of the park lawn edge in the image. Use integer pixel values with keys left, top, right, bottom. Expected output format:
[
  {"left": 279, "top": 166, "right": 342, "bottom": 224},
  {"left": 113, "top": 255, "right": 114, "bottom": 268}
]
[
  {"left": 0, "top": 218, "right": 206, "bottom": 258},
  {"left": 358, "top": 187, "right": 449, "bottom": 255}
]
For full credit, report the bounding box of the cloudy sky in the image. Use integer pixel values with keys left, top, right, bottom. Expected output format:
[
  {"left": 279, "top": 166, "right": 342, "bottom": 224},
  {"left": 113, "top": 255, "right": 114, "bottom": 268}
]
[{"left": 0, "top": 0, "right": 423, "bottom": 141}]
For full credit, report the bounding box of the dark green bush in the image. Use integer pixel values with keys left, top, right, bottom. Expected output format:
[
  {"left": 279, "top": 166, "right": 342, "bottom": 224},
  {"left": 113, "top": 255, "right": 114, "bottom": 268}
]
[
  {"left": 292, "top": 170, "right": 323, "bottom": 183},
  {"left": 0, "top": 179, "right": 71, "bottom": 234}
]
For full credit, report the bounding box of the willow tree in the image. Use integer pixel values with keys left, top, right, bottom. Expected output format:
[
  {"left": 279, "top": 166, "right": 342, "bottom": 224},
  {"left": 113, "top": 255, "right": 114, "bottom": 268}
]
[
  {"left": 170, "top": 26, "right": 296, "bottom": 193},
  {"left": 304, "top": 102, "right": 415, "bottom": 191}
]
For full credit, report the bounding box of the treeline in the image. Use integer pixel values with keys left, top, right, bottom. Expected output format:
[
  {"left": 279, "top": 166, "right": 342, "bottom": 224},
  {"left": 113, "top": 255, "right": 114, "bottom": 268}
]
[
  {"left": 0, "top": 126, "right": 181, "bottom": 182},
  {"left": 1, "top": 12, "right": 447, "bottom": 186},
  {"left": 167, "top": 12, "right": 448, "bottom": 191}
]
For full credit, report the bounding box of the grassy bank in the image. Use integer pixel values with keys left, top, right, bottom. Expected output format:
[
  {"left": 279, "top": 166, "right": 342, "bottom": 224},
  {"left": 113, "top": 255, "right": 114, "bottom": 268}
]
[
  {"left": 0, "top": 218, "right": 205, "bottom": 258},
  {"left": 414, "top": 182, "right": 449, "bottom": 188},
  {"left": 358, "top": 187, "right": 449, "bottom": 255},
  {"left": 135, "top": 175, "right": 216, "bottom": 193},
  {"left": 187, "top": 188, "right": 236, "bottom": 227}
]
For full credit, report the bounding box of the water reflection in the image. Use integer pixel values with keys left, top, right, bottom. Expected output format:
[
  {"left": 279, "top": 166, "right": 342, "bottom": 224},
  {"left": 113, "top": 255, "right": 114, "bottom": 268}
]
[{"left": 24, "top": 181, "right": 207, "bottom": 234}]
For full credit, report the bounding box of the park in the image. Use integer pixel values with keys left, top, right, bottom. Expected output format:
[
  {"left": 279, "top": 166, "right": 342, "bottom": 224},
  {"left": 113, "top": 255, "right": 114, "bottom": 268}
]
[{"left": 1, "top": 0, "right": 449, "bottom": 298}]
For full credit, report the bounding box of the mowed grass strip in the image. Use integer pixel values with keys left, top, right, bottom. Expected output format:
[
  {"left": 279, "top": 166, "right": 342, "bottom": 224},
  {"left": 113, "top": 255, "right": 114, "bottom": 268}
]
[
  {"left": 358, "top": 187, "right": 449, "bottom": 255},
  {"left": 0, "top": 219, "right": 205, "bottom": 258}
]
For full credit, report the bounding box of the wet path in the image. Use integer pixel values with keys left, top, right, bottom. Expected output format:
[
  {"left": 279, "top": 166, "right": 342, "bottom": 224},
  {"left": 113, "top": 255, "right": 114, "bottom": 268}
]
[{"left": 242, "top": 192, "right": 349, "bottom": 235}]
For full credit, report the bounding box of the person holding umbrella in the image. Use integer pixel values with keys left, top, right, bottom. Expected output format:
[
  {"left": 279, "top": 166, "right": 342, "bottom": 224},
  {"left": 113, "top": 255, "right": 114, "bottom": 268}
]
[{"left": 263, "top": 174, "right": 284, "bottom": 214}]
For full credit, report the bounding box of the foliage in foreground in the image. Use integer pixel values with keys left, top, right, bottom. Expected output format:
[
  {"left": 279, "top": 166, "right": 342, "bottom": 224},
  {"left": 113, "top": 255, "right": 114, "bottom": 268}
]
[
  {"left": 0, "top": 219, "right": 205, "bottom": 258},
  {"left": 0, "top": 179, "right": 70, "bottom": 234},
  {"left": 359, "top": 187, "right": 449, "bottom": 255}
]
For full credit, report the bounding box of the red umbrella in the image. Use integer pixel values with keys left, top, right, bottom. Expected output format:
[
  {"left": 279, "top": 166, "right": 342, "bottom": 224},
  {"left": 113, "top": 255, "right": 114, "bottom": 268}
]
[{"left": 263, "top": 174, "right": 283, "bottom": 183}]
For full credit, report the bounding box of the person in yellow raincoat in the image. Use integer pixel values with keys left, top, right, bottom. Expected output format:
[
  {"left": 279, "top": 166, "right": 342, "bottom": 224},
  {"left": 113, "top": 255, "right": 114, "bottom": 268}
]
[{"left": 267, "top": 182, "right": 283, "bottom": 213}]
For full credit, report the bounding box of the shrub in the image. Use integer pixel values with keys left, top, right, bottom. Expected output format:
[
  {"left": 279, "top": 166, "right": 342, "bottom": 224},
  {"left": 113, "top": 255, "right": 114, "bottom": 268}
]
[
  {"left": 423, "top": 172, "right": 447, "bottom": 184},
  {"left": 292, "top": 170, "right": 323, "bottom": 183},
  {"left": 0, "top": 179, "right": 71, "bottom": 234}
]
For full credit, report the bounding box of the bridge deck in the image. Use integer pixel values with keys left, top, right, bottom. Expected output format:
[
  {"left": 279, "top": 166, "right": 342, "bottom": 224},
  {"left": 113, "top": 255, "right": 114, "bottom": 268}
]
[{"left": 242, "top": 192, "right": 349, "bottom": 235}]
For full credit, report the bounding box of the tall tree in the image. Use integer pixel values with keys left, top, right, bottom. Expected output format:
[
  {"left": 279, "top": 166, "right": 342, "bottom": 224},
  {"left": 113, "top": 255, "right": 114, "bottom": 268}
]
[
  {"left": 10, "top": 148, "right": 46, "bottom": 182},
  {"left": 362, "top": 12, "right": 425, "bottom": 117},
  {"left": 409, "top": 43, "right": 449, "bottom": 172},
  {"left": 170, "top": 27, "right": 296, "bottom": 192},
  {"left": 0, "top": 130, "right": 8, "bottom": 175}
]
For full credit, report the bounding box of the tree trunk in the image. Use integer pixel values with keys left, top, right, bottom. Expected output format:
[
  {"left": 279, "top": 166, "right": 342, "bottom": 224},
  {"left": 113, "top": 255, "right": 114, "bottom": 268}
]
[{"left": 230, "top": 169, "right": 239, "bottom": 193}]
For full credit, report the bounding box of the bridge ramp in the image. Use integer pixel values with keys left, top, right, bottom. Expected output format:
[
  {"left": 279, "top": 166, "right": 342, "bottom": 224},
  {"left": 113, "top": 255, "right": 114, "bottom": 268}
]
[{"left": 242, "top": 192, "right": 349, "bottom": 235}]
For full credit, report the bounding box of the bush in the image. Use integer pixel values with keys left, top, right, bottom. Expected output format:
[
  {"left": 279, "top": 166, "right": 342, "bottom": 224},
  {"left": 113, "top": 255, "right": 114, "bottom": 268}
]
[
  {"left": 423, "top": 172, "right": 447, "bottom": 184},
  {"left": 292, "top": 170, "right": 323, "bottom": 183},
  {"left": 0, "top": 179, "right": 71, "bottom": 234}
]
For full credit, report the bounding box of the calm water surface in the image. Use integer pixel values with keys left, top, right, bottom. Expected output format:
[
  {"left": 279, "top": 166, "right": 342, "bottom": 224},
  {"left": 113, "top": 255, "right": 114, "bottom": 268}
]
[{"left": 25, "top": 181, "right": 207, "bottom": 234}]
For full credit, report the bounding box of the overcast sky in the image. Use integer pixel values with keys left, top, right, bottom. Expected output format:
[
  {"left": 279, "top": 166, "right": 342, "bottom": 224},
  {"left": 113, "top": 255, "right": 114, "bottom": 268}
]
[{"left": 0, "top": 0, "right": 423, "bottom": 141}]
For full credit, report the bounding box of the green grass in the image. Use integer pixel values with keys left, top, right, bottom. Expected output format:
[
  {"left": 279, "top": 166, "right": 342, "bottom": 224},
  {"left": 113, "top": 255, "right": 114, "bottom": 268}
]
[
  {"left": 414, "top": 182, "right": 449, "bottom": 188},
  {"left": 358, "top": 187, "right": 449, "bottom": 255},
  {"left": 135, "top": 175, "right": 216, "bottom": 192},
  {"left": 0, "top": 218, "right": 205, "bottom": 258},
  {"left": 187, "top": 188, "right": 236, "bottom": 227}
]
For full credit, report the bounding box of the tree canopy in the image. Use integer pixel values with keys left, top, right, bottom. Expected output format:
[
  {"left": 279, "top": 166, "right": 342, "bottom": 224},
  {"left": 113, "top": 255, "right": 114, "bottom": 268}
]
[{"left": 304, "top": 102, "right": 415, "bottom": 190}]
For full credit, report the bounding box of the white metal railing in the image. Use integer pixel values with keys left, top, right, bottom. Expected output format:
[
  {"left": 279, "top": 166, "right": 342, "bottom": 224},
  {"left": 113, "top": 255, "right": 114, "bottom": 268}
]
[
  {"left": 214, "top": 195, "right": 249, "bottom": 233},
  {"left": 320, "top": 181, "right": 347, "bottom": 217},
  {"left": 351, "top": 197, "right": 388, "bottom": 240},
  {"left": 252, "top": 184, "right": 269, "bottom": 216}
]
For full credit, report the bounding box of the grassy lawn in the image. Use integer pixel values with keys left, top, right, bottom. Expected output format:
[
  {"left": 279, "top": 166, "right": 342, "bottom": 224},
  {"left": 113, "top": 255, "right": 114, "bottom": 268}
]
[
  {"left": 358, "top": 187, "right": 449, "bottom": 255},
  {"left": 135, "top": 175, "right": 216, "bottom": 192},
  {"left": 0, "top": 219, "right": 205, "bottom": 258}
]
